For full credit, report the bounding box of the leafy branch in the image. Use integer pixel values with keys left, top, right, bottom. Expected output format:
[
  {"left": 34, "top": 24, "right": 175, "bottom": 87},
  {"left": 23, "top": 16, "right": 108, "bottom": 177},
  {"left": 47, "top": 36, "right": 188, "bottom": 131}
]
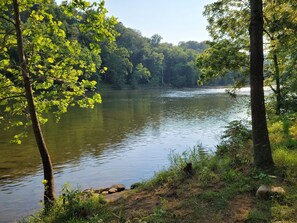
[{"left": 0, "top": 94, "right": 25, "bottom": 102}]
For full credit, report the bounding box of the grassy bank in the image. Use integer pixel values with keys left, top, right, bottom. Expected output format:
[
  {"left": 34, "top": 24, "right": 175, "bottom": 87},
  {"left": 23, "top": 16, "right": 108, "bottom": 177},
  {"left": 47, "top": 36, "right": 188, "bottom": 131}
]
[{"left": 22, "top": 119, "right": 297, "bottom": 223}]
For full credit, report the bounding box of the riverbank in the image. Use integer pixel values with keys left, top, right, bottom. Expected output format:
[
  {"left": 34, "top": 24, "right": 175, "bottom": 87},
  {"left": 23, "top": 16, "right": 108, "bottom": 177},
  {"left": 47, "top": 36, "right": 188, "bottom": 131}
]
[
  {"left": 22, "top": 120, "right": 297, "bottom": 223},
  {"left": 0, "top": 89, "right": 250, "bottom": 222}
]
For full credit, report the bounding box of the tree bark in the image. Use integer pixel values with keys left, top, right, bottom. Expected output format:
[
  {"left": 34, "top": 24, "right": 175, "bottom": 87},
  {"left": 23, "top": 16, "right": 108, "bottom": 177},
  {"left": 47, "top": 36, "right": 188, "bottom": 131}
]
[
  {"left": 249, "top": 0, "right": 274, "bottom": 169},
  {"left": 13, "top": 0, "right": 55, "bottom": 205},
  {"left": 273, "top": 54, "right": 281, "bottom": 115}
]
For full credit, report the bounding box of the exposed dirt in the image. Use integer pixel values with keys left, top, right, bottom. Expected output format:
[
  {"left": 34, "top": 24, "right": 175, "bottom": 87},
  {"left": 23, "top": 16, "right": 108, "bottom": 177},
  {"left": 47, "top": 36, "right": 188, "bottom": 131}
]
[
  {"left": 225, "top": 194, "right": 254, "bottom": 223},
  {"left": 108, "top": 178, "right": 256, "bottom": 223}
]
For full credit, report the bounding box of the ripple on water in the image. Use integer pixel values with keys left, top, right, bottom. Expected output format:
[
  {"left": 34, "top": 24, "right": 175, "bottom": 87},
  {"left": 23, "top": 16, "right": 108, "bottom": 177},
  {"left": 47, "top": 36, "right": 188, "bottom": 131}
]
[{"left": 0, "top": 89, "right": 250, "bottom": 223}]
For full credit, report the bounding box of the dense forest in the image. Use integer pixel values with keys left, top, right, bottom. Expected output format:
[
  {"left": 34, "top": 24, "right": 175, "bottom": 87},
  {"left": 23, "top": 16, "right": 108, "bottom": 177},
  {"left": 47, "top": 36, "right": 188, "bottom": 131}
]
[
  {"left": 0, "top": 1, "right": 210, "bottom": 90},
  {"left": 100, "top": 25, "right": 208, "bottom": 89}
]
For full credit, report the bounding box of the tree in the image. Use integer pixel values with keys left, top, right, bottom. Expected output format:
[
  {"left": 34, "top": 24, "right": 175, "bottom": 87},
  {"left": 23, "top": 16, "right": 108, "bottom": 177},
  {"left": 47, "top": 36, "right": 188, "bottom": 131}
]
[
  {"left": 199, "top": 0, "right": 297, "bottom": 114},
  {"left": 142, "top": 48, "right": 164, "bottom": 86},
  {"left": 0, "top": 0, "right": 117, "bottom": 205},
  {"left": 11, "top": 0, "right": 55, "bottom": 205},
  {"left": 197, "top": 39, "right": 249, "bottom": 87},
  {"left": 130, "top": 63, "right": 151, "bottom": 87},
  {"left": 198, "top": 0, "right": 275, "bottom": 169},
  {"left": 249, "top": 0, "right": 274, "bottom": 169},
  {"left": 150, "top": 34, "right": 162, "bottom": 47},
  {"left": 101, "top": 43, "right": 132, "bottom": 89}
]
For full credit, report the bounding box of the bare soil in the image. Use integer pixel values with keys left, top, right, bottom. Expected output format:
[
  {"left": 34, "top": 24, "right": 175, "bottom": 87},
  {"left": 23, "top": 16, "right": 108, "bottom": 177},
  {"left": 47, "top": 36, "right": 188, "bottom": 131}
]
[{"left": 107, "top": 178, "right": 256, "bottom": 223}]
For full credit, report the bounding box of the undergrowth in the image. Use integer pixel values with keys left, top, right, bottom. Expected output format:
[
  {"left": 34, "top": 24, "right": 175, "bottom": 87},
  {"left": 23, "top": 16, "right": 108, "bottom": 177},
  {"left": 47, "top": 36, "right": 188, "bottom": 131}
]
[{"left": 21, "top": 183, "right": 111, "bottom": 223}]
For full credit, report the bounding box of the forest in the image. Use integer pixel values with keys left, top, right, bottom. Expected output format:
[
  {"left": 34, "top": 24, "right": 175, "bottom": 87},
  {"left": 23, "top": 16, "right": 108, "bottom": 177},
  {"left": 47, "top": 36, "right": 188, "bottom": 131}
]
[{"left": 0, "top": 0, "right": 209, "bottom": 91}]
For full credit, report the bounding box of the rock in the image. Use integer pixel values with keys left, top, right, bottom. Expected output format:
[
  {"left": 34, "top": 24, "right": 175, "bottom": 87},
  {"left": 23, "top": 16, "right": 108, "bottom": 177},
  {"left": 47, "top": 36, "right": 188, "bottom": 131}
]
[
  {"left": 183, "top": 162, "right": 193, "bottom": 176},
  {"left": 105, "top": 190, "right": 129, "bottom": 203},
  {"left": 101, "top": 191, "right": 109, "bottom": 195},
  {"left": 94, "top": 187, "right": 110, "bottom": 194},
  {"left": 83, "top": 188, "right": 93, "bottom": 193},
  {"left": 110, "top": 184, "right": 125, "bottom": 192},
  {"left": 256, "top": 185, "right": 285, "bottom": 199},
  {"left": 108, "top": 188, "right": 118, "bottom": 194},
  {"left": 268, "top": 175, "right": 277, "bottom": 179},
  {"left": 130, "top": 182, "right": 142, "bottom": 190}
]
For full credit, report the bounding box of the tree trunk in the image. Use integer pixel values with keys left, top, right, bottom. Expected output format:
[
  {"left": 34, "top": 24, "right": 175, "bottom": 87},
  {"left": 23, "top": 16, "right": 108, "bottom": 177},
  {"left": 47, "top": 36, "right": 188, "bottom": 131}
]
[
  {"left": 249, "top": 0, "right": 274, "bottom": 169},
  {"left": 13, "top": 0, "right": 55, "bottom": 205},
  {"left": 273, "top": 54, "right": 281, "bottom": 115}
]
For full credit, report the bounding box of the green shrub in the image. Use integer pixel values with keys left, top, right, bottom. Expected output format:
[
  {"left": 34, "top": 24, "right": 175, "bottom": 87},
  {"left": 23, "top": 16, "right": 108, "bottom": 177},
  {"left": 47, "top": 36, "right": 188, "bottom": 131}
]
[
  {"left": 25, "top": 183, "right": 111, "bottom": 223},
  {"left": 216, "top": 120, "right": 253, "bottom": 168},
  {"left": 273, "top": 147, "right": 297, "bottom": 182}
]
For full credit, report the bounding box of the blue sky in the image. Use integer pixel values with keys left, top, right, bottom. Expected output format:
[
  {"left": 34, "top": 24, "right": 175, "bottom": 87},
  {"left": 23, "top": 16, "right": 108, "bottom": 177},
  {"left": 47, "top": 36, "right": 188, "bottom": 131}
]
[{"left": 56, "top": 0, "right": 215, "bottom": 45}]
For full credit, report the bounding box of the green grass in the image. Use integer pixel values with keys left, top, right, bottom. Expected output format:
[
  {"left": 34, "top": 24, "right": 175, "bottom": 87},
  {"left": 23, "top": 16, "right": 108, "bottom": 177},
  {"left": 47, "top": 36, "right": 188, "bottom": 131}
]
[{"left": 22, "top": 184, "right": 112, "bottom": 223}]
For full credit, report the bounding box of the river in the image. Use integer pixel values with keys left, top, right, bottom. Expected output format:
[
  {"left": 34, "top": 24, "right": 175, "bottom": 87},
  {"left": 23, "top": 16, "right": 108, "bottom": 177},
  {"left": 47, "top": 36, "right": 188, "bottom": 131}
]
[{"left": 0, "top": 88, "right": 250, "bottom": 222}]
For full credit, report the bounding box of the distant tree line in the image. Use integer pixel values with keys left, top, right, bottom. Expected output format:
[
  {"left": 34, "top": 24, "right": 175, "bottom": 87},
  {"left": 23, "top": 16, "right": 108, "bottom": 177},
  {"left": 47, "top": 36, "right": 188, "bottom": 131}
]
[{"left": 100, "top": 24, "right": 209, "bottom": 89}]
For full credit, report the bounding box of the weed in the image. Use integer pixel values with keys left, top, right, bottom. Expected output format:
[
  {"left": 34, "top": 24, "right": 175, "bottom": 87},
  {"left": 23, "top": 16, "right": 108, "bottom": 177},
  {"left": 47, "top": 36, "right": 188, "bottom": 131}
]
[
  {"left": 216, "top": 120, "right": 253, "bottom": 168},
  {"left": 24, "top": 183, "right": 111, "bottom": 223},
  {"left": 247, "top": 209, "right": 270, "bottom": 223}
]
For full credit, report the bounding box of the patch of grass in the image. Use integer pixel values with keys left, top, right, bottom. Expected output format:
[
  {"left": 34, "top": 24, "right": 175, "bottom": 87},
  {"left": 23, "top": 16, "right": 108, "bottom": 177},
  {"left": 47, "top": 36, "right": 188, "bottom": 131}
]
[
  {"left": 23, "top": 183, "right": 112, "bottom": 223},
  {"left": 141, "top": 145, "right": 212, "bottom": 189},
  {"left": 247, "top": 199, "right": 272, "bottom": 223},
  {"left": 247, "top": 210, "right": 270, "bottom": 223},
  {"left": 273, "top": 147, "right": 297, "bottom": 182}
]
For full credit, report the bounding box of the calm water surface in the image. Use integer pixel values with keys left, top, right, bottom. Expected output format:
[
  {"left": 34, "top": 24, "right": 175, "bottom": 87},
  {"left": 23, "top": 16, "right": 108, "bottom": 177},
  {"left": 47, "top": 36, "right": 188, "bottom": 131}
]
[{"left": 0, "top": 89, "right": 249, "bottom": 222}]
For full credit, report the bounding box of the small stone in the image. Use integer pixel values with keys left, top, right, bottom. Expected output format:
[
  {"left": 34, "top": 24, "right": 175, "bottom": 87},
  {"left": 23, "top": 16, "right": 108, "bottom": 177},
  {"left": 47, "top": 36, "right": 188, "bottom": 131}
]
[
  {"left": 256, "top": 185, "right": 285, "bottom": 199},
  {"left": 183, "top": 162, "right": 193, "bottom": 176},
  {"left": 110, "top": 184, "right": 125, "bottom": 192},
  {"left": 130, "top": 182, "right": 142, "bottom": 189},
  {"left": 271, "top": 186, "right": 285, "bottom": 194},
  {"left": 83, "top": 189, "right": 93, "bottom": 193},
  {"left": 94, "top": 187, "right": 110, "bottom": 194},
  {"left": 101, "top": 191, "right": 109, "bottom": 195},
  {"left": 108, "top": 188, "right": 118, "bottom": 194}
]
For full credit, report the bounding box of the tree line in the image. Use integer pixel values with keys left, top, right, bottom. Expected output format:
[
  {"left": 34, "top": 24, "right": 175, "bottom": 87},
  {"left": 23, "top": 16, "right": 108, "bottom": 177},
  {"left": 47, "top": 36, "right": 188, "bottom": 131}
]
[{"left": 100, "top": 25, "right": 208, "bottom": 89}]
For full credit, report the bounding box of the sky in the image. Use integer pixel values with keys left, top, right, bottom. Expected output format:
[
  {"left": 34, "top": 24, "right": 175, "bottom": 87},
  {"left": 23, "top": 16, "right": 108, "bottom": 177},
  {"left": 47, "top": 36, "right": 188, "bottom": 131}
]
[{"left": 56, "top": 0, "right": 216, "bottom": 45}]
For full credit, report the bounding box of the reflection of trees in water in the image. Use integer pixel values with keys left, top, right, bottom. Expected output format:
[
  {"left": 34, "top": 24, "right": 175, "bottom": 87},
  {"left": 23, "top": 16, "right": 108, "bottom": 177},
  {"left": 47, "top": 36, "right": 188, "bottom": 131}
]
[{"left": 0, "top": 90, "right": 248, "bottom": 183}]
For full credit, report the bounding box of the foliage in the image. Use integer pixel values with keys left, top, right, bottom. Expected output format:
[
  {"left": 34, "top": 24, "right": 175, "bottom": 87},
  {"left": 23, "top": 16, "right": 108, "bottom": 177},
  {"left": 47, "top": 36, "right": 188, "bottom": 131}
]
[
  {"left": 216, "top": 120, "right": 253, "bottom": 167},
  {"left": 0, "top": 0, "right": 118, "bottom": 140},
  {"left": 196, "top": 39, "right": 249, "bottom": 86},
  {"left": 273, "top": 148, "right": 297, "bottom": 182},
  {"left": 131, "top": 63, "right": 151, "bottom": 88},
  {"left": 198, "top": 0, "right": 297, "bottom": 113},
  {"left": 24, "top": 184, "right": 111, "bottom": 223},
  {"left": 268, "top": 114, "right": 297, "bottom": 148},
  {"left": 100, "top": 43, "right": 132, "bottom": 89},
  {"left": 99, "top": 22, "right": 207, "bottom": 89}
]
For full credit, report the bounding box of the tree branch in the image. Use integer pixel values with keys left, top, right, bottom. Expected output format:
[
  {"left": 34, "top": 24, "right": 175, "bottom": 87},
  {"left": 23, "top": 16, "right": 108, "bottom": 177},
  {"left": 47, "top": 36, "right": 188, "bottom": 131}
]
[
  {"left": 263, "top": 28, "right": 274, "bottom": 41},
  {"left": 269, "top": 85, "right": 277, "bottom": 94},
  {"left": 0, "top": 94, "right": 25, "bottom": 102},
  {"left": 0, "top": 15, "right": 16, "bottom": 26}
]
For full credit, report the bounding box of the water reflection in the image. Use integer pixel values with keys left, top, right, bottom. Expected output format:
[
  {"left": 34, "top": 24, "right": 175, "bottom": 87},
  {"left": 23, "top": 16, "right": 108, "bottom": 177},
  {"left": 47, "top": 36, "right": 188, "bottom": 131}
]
[{"left": 0, "top": 89, "right": 249, "bottom": 222}]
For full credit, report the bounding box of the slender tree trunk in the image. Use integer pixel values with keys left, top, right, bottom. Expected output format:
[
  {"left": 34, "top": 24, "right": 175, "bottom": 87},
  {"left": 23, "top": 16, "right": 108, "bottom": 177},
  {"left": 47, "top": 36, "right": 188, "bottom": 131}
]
[
  {"left": 273, "top": 54, "right": 281, "bottom": 115},
  {"left": 249, "top": 0, "right": 274, "bottom": 169},
  {"left": 161, "top": 66, "right": 164, "bottom": 86},
  {"left": 13, "top": 0, "right": 55, "bottom": 205}
]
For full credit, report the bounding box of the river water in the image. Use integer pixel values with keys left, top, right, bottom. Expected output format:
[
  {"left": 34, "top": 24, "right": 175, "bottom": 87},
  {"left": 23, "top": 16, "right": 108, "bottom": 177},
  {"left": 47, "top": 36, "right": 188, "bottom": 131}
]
[{"left": 0, "top": 88, "right": 250, "bottom": 222}]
